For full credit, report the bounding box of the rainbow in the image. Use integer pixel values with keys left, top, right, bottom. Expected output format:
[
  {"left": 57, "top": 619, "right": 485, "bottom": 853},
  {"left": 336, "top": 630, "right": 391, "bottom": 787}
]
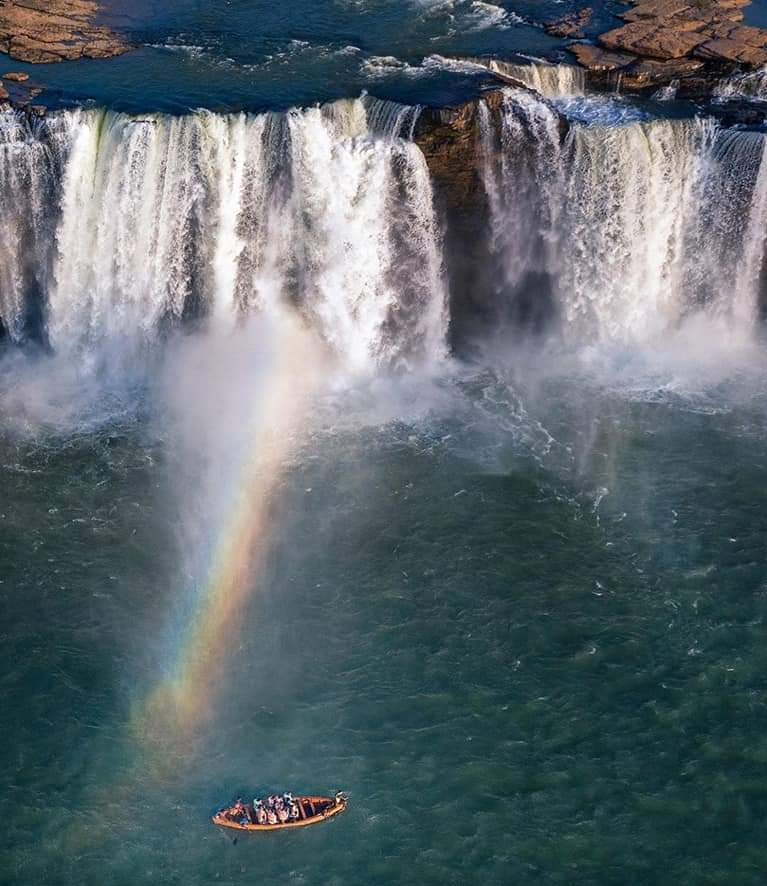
[{"left": 134, "top": 316, "right": 324, "bottom": 740}]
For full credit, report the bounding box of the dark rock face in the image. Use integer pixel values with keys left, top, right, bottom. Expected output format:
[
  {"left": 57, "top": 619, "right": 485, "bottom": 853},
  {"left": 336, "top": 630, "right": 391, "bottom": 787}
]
[
  {"left": 415, "top": 94, "right": 496, "bottom": 348},
  {"left": 414, "top": 96, "right": 494, "bottom": 212},
  {"left": 414, "top": 89, "right": 569, "bottom": 349},
  {"left": 0, "top": 0, "right": 130, "bottom": 64}
]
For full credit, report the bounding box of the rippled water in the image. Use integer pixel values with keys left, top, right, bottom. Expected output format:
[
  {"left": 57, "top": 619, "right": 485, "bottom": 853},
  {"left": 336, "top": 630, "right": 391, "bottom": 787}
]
[
  {"left": 2, "top": 333, "right": 767, "bottom": 884},
  {"left": 0, "top": 0, "right": 585, "bottom": 112}
]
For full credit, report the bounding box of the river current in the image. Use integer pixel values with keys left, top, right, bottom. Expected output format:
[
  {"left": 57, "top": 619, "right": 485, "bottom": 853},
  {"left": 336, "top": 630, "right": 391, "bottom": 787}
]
[{"left": 2, "top": 3, "right": 767, "bottom": 885}]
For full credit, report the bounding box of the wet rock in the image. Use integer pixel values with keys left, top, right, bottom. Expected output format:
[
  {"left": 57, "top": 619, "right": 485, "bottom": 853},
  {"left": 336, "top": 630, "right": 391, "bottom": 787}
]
[
  {"left": 546, "top": 8, "right": 594, "bottom": 39},
  {"left": 2, "top": 71, "right": 28, "bottom": 82},
  {"left": 414, "top": 89, "right": 569, "bottom": 351},
  {"left": 0, "top": 0, "right": 130, "bottom": 64},
  {"left": 708, "top": 96, "right": 767, "bottom": 124},
  {"left": 628, "top": 56, "right": 705, "bottom": 82},
  {"left": 0, "top": 81, "right": 7, "bottom": 101},
  {"left": 415, "top": 97, "right": 489, "bottom": 212},
  {"left": 695, "top": 36, "right": 767, "bottom": 64},
  {"left": 29, "top": 104, "right": 46, "bottom": 117},
  {"left": 571, "top": 43, "right": 637, "bottom": 71}
]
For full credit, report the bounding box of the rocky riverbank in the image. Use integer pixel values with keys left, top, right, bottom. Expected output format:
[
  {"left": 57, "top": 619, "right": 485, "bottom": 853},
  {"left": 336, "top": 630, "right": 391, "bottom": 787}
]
[
  {"left": 0, "top": 0, "right": 129, "bottom": 64},
  {"left": 568, "top": 0, "right": 767, "bottom": 94}
]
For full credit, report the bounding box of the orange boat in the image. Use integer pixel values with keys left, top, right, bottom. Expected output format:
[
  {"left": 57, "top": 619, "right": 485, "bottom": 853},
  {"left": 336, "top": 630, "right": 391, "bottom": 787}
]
[{"left": 212, "top": 793, "right": 348, "bottom": 832}]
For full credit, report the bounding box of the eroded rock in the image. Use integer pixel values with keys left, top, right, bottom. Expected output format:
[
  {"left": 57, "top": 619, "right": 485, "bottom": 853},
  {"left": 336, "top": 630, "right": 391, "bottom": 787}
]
[
  {"left": 546, "top": 8, "right": 594, "bottom": 39},
  {"left": 2, "top": 70, "right": 28, "bottom": 81},
  {"left": 572, "top": 0, "right": 767, "bottom": 94},
  {"left": 0, "top": 0, "right": 130, "bottom": 64},
  {"left": 570, "top": 43, "right": 637, "bottom": 71},
  {"left": 628, "top": 56, "right": 705, "bottom": 81},
  {"left": 600, "top": 21, "right": 708, "bottom": 59},
  {"left": 695, "top": 36, "right": 767, "bottom": 63}
]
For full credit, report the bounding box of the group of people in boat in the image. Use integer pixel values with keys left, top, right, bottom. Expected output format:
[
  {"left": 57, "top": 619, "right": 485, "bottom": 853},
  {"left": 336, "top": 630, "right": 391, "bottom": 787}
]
[{"left": 223, "top": 793, "right": 302, "bottom": 826}]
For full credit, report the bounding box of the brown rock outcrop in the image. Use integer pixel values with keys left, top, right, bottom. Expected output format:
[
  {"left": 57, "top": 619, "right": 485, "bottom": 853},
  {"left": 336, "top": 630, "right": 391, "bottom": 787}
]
[
  {"left": 695, "top": 36, "right": 767, "bottom": 63},
  {"left": 0, "top": 0, "right": 130, "bottom": 64},
  {"left": 628, "top": 56, "right": 705, "bottom": 81},
  {"left": 571, "top": 0, "right": 767, "bottom": 94},
  {"left": 600, "top": 21, "right": 708, "bottom": 59},
  {"left": 570, "top": 43, "right": 638, "bottom": 70},
  {"left": 546, "top": 8, "right": 594, "bottom": 39},
  {"left": 414, "top": 96, "right": 493, "bottom": 212},
  {"left": 2, "top": 70, "right": 28, "bottom": 81}
]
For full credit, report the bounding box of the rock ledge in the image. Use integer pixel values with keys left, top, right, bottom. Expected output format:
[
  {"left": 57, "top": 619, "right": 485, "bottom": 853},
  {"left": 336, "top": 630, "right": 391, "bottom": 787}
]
[
  {"left": 571, "top": 0, "right": 767, "bottom": 93},
  {"left": 0, "top": 0, "right": 130, "bottom": 64}
]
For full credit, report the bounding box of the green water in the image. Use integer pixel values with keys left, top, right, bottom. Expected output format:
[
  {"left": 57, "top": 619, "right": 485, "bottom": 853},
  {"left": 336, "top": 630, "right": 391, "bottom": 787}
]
[{"left": 2, "top": 340, "right": 767, "bottom": 885}]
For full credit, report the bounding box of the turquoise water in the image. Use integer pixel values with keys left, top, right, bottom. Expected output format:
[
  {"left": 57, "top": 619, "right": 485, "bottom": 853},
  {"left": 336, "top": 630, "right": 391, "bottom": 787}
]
[
  {"left": 3, "top": 1, "right": 767, "bottom": 882},
  {"left": 2, "top": 337, "right": 767, "bottom": 884}
]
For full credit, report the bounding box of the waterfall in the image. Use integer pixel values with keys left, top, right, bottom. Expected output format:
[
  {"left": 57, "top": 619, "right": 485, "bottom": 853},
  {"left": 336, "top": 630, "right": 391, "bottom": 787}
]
[
  {"left": 479, "top": 88, "right": 767, "bottom": 340},
  {"left": 0, "top": 109, "right": 70, "bottom": 343},
  {"left": 560, "top": 117, "right": 708, "bottom": 339},
  {"left": 714, "top": 65, "right": 767, "bottom": 100},
  {"left": 487, "top": 60, "right": 585, "bottom": 98},
  {"left": 0, "top": 98, "right": 446, "bottom": 372},
  {"left": 2, "top": 88, "right": 767, "bottom": 358},
  {"left": 477, "top": 89, "right": 563, "bottom": 328}
]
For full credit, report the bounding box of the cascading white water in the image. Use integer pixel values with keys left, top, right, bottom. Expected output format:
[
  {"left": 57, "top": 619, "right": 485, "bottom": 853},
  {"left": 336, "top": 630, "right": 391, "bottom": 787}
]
[
  {"left": 560, "top": 116, "right": 709, "bottom": 339},
  {"left": 450, "top": 58, "right": 585, "bottom": 98},
  {"left": 1, "top": 98, "right": 446, "bottom": 373},
  {"left": 489, "top": 60, "right": 585, "bottom": 98},
  {"left": 3, "top": 86, "right": 767, "bottom": 357},
  {"left": 478, "top": 89, "right": 562, "bottom": 295},
  {"left": 479, "top": 88, "right": 767, "bottom": 340},
  {"left": 0, "top": 109, "right": 71, "bottom": 342},
  {"left": 714, "top": 65, "right": 767, "bottom": 100}
]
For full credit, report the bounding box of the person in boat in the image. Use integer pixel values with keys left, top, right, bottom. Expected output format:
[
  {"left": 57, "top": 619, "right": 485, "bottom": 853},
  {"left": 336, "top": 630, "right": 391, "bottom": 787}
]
[
  {"left": 282, "top": 792, "right": 299, "bottom": 821},
  {"left": 275, "top": 796, "right": 289, "bottom": 824},
  {"left": 230, "top": 798, "right": 249, "bottom": 825},
  {"left": 266, "top": 798, "right": 278, "bottom": 825},
  {"left": 254, "top": 799, "right": 267, "bottom": 825}
]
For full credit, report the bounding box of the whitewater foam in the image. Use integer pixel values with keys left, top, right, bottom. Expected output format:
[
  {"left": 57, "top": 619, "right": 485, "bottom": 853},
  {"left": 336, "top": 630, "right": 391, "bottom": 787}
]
[
  {"left": 479, "top": 89, "right": 767, "bottom": 341},
  {"left": 0, "top": 101, "right": 447, "bottom": 374}
]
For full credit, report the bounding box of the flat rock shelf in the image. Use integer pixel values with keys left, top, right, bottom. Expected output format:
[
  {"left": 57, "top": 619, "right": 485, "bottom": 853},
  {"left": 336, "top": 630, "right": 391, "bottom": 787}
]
[
  {"left": 570, "top": 0, "right": 767, "bottom": 92},
  {"left": 0, "top": 0, "right": 129, "bottom": 64}
]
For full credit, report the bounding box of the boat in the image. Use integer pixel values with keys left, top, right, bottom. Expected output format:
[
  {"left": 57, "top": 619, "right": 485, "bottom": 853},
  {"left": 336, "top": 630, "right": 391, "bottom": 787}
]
[{"left": 212, "top": 793, "right": 348, "bottom": 832}]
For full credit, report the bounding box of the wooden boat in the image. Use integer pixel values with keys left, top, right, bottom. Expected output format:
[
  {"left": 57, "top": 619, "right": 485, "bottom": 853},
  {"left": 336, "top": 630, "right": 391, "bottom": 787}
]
[{"left": 212, "top": 794, "right": 347, "bottom": 832}]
